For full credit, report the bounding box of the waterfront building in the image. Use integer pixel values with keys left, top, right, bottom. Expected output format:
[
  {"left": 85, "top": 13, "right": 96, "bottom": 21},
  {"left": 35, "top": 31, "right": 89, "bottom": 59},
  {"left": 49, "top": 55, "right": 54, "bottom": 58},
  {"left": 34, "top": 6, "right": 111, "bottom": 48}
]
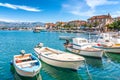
[
  {"left": 67, "top": 20, "right": 86, "bottom": 29},
  {"left": 56, "top": 21, "right": 67, "bottom": 27},
  {"left": 45, "top": 23, "right": 55, "bottom": 30},
  {"left": 87, "top": 13, "right": 113, "bottom": 31},
  {"left": 55, "top": 21, "right": 67, "bottom": 29}
]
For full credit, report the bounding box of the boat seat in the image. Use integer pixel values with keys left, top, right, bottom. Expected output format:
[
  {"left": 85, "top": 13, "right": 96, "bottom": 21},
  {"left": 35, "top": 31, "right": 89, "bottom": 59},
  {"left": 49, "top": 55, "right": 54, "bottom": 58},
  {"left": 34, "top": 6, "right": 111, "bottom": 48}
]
[
  {"left": 16, "top": 57, "right": 30, "bottom": 60},
  {"left": 15, "top": 54, "right": 31, "bottom": 59},
  {"left": 16, "top": 60, "right": 38, "bottom": 65},
  {"left": 20, "top": 64, "right": 31, "bottom": 68}
]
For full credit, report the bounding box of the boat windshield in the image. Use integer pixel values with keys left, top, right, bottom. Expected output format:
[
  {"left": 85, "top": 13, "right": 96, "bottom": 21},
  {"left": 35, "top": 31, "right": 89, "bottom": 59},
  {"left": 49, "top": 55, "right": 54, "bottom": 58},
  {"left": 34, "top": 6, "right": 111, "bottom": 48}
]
[{"left": 79, "top": 40, "right": 87, "bottom": 43}]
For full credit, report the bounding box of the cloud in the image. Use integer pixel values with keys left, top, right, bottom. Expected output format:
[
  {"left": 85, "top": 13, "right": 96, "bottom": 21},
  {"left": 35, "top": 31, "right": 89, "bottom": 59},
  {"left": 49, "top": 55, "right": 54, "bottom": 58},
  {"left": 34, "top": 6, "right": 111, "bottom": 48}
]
[
  {"left": 111, "top": 11, "right": 120, "bottom": 17},
  {"left": 85, "top": 0, "right": 119, "bottom": 9},
  {"left": 62, "top": 0, "right": 95, "bottom": 17},
  {"left": 62, "top": 0, "right": 119, "bottom": 17},
  {"left": 62, "top": 4, "right": 82, "bottom": 14},
  {"left": 69, "top": 9, "right": 95, "bottom": 17},
  {"left": 0, "top": 18, "right": 16, "bottom": 22},
  {"left": 0, "top": 18, "right": 38, "bottom": 22},
  {"left": 0, "top": 3, "right": 41, "bottom": 12}
]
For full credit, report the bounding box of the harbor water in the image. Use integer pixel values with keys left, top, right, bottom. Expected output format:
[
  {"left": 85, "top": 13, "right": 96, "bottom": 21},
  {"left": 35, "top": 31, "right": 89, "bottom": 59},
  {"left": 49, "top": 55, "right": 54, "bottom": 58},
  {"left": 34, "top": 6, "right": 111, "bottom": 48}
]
[{"left": 0, "top": 31, "right": 120, "bottom": 80}]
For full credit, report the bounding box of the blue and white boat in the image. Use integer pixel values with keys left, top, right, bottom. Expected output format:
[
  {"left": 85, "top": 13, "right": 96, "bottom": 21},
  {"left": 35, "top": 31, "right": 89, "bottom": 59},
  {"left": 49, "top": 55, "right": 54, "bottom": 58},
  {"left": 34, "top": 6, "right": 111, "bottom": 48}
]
[{"left": 13, "top": 50, "right": 41, "bottom": 77}]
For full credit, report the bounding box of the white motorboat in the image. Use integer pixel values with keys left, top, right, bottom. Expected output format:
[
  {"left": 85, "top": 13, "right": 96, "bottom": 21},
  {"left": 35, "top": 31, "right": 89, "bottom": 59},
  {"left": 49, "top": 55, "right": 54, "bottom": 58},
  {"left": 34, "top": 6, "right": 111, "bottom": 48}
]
[
  {"left": 13, "top": 50, "right": 41, "bottom": 77},
  {"left": 94, "top": 33, "right": 120, "bottom": 53},
  {"left": 64, "top": 38, "right": 103, "bottom": 58},
  {"left": 34, "top": 46, "right": 85, "bottom": 70},
  {"left": 93, "top": 43, "right": 120, "bottom": 53}
]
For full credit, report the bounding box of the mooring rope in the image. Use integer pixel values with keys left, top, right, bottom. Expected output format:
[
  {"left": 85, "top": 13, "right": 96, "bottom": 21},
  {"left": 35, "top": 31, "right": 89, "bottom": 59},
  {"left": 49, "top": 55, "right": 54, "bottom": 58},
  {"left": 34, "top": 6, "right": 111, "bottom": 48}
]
[
  {"left": 103, "top": 50, "right": 120, "bottom": 69},
  {"left": 104, "top": 50, "right": 109, "bottom": 58},
  {"left": 84, "top": 60, "right": 93, "bottom": 80}
]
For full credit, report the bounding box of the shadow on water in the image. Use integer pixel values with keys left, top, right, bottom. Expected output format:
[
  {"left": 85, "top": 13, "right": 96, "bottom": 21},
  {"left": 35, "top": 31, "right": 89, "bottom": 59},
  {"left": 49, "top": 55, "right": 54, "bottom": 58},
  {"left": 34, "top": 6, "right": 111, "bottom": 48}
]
[
  {"left": 85, "top": 57, "right": 103, "bottom": 68},
  {"left": 10, "top": 65, "right": 42, "bottom": 80},
  {"left": 106, "top": 52, "right": 120, "bottom": 63},
  {"left": 41, "top": 61, "right": 82, "bottom": 80}
]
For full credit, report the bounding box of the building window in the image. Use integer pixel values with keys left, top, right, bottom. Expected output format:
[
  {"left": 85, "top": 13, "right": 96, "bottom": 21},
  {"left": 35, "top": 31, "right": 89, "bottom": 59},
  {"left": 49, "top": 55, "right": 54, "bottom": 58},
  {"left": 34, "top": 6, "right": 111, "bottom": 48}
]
[{"left": 88, "top": 20, "right": 91, "bottom": 23}]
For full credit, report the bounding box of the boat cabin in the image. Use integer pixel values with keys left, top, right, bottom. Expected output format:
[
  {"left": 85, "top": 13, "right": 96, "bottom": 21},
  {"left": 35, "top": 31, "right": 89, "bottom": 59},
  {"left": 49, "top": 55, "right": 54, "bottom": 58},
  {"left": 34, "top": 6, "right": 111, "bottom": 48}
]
[
  {"left": 72, "top": 38, "right": 91, "bottom": 49},
  {"left": 73, "top": 38, "right": 88, "bottom": 45}
]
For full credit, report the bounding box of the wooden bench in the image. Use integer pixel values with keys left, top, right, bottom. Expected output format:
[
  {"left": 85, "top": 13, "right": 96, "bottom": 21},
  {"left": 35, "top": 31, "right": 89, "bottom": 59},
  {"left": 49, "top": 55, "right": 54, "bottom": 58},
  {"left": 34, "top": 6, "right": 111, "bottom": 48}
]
[{"left": 16, "top": 60, "right": 38, "bottom": 66}]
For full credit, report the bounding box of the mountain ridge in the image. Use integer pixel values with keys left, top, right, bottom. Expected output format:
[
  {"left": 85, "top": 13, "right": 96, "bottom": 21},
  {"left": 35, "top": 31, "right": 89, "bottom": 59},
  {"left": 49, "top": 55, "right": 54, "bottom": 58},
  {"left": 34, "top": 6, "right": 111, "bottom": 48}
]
[{"left": 0, "top": 21, "right": 44, "bottom": 28}]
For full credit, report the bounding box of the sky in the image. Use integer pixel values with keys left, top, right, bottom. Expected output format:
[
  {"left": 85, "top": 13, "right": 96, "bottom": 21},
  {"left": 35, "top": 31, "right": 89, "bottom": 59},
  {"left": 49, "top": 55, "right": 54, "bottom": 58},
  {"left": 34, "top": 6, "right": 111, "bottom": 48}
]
[{"left": 0, "top": 0, "right": 120, "bottom": 23}]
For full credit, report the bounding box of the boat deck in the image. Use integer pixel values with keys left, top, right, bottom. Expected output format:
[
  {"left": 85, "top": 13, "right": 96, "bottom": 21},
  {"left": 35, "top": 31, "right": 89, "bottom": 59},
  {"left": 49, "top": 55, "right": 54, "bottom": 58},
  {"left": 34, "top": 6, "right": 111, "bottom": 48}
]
[
  {"left": 16, "top": 60, "right": 38, "bottom": 68},
  {"left": 40, "top": 47, "right": 85, "bottom": 61},
  {"left": 82, "top": 47, "right": 102, "bottom": 51},
  {"left": 15, "top": 54, "right": 31, "bottom": 60},
  {"left": 14, "top": 54, "right": 39, "bottom": 68},
  {"left": 112, "top": 44, "right": 120, "bottom": 47}
]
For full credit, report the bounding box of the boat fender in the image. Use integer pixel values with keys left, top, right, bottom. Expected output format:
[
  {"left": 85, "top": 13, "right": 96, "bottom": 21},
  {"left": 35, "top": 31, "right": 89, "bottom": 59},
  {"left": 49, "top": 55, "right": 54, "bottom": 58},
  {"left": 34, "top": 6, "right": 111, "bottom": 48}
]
[
  {"left": 10, "top": 60, "right": 13, "bottom": 65},
  {"left": 97, "top": 43, "right": 101, "bottom": 46}
]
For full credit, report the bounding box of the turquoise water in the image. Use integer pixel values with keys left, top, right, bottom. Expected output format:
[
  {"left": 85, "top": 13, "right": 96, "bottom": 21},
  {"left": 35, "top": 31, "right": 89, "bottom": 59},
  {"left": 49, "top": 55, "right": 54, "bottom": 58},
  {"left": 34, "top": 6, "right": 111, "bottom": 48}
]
[{"left": 0, "top": 31, "right": 120, "bottom": 80}]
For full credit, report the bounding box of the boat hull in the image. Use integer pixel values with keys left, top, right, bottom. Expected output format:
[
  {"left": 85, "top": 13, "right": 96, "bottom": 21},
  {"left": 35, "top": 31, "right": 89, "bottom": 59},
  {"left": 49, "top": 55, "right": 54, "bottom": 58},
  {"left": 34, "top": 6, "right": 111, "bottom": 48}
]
[
  {"left": 34, "top": 47, "right": 85, "bottom": 70},
  {"left": 66, "top": 47, "right": 103, "bottom": 58},
  {"left": 40, "top": 54, "right": 84, "bottom": 70},
  {"left": 105, "top": 48, "right": 120, "bottom": 53},
  {"left": 14, "top": 65, "right": 40, "bottom": 77},
  {"left": 13, "top": 54, "right": 41, "bottom": 77},
  {"left": 94, "top": 46, "right": 120, "bottom": 53}
]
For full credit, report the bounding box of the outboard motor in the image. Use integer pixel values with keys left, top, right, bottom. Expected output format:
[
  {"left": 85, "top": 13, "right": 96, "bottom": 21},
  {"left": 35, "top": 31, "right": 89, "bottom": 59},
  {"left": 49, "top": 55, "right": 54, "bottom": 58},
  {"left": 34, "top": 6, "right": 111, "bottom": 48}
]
[
  {"left": 64, "top": 40, "right": 69, "bottom": 45},
  {"left": 38, "top": 43, "right": 44, "bottom": 48},
  {"left": 20, "top": 50, "right": 26, "bottom": 56}
]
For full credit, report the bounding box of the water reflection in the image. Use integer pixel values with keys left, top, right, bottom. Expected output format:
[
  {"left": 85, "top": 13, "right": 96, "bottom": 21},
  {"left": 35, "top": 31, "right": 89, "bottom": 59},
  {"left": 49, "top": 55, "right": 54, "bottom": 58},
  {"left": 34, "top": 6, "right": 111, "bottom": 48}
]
[
  {"left": 107, "top": 53, "right": 120, "bottom": 63},
  {"left": 10, "top": 65, "right": 42, "bottom": 80},
  {"left": 85, "top": 57, "right": 103, "bottom": 68},
  {"left": 41, "top": 61, "right": 82, "bottom": 80}
]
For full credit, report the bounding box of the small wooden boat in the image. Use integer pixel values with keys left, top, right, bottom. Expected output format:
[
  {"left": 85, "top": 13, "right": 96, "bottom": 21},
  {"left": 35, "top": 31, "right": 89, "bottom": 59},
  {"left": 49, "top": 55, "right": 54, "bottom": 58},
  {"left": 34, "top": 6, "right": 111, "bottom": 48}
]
[
  {"left": 13, "top": 50, "right": 41, "bottom": 77},
  {"left": 64, "top": 38, "right": 103, "bottom": 58},
  {"left": 34, "top": 47, "right": 85, "bottom": 70}
]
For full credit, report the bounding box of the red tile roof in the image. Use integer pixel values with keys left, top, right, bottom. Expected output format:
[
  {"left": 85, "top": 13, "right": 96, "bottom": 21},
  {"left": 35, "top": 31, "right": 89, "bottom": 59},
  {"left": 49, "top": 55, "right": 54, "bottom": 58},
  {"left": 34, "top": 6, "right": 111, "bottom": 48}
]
[{"left": 88, "top": 14, "right": 112, "bottom": 20}]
